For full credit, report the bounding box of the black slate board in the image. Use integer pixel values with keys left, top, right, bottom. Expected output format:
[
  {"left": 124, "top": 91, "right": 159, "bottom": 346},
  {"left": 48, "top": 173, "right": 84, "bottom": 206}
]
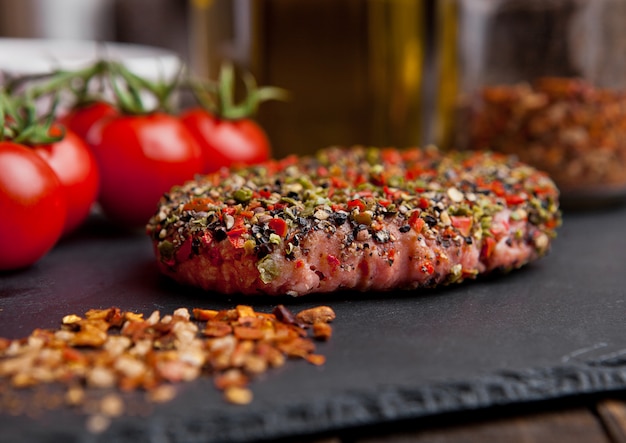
[{"left": 1, "top": 205, "right": 626, "bottom": 443}]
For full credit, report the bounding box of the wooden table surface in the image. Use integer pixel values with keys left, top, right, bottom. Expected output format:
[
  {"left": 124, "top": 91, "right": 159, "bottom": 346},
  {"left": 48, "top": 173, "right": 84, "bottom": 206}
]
[{"left": 304, "top": 396, "right": 626, "bottom": 443}]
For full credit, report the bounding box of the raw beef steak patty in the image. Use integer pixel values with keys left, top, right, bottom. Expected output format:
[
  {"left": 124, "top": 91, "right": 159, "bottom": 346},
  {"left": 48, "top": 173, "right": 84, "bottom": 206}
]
[{"left": 146, "top": 146, "right": 561, "bottom": 296}]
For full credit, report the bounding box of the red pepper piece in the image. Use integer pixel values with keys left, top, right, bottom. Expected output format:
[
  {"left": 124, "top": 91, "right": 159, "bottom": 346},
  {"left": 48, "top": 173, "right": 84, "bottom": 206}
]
[
  {"left": 381, "top": 148, "right": 403, "bottom": 164},
  {"left": 227, "top": 219, "right": 247, "bottom": 248},
  {"left": 491, "top": 180, "right": 506, "bottom": 197},
  {"left": 480, "top": 236, "right": 496, "bottom": 260},
  {"left": 347, "top": 199, "right": 366, "bottom": 212},
  {"left": 183, "top": 197, "right": 214, "bottom": 212},
  {"left": 326, "top": 254, "right": 340, "bottom": 271},
  {"left": 408, "top": 211, "right": 425, "bottom": 232},
  {"left": 451, "top": 215, "right": 473, "bottom": 237},
  {"left": 421, "top": 261, "right": 435, "bottom": 275},
  {"left": 268, "top": 218, "right": 288, "bottom": 237},
  {"left": 505, "top": 193, "right": 526, "bottom": 205},
  {"left": 330, "top": 176, "right": 348, "bottom": 188}
]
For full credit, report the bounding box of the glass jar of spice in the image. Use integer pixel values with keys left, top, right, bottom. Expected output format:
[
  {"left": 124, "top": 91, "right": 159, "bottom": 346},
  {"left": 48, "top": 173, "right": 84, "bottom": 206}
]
[{"left": 434, "top": 0, "right": 626, "bottom": 209}]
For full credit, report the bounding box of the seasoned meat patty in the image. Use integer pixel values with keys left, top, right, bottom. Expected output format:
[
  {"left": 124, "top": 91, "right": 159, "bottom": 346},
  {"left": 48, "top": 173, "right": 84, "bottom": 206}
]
[{"left": 146, "top": 146, "right": 561, "bottom": 296}]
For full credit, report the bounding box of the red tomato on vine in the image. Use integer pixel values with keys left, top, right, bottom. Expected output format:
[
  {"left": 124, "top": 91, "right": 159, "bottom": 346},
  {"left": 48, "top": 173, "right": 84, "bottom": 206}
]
[
  {"left": 33, "top": 127, "right": 100, "bottom": 235},
  {"left": 0, "top": 86, "right": 104, "bottom": 269},
  {"left": 15, "top": 60, "right": 284, "bottom": 231},
  {"left": 180, "top": 109, "right": 271, "bottom": 173},
  {"left": 87, "top": 112, "right": 203, "bottom": 227},
  {"left": 53, "top": 61, "right": 208, "bottom": 228},
  {"left": 0, "top": 142, "right": 67, "bottom": 271},
  {"left": 59, "top": 101, "right": 118, "bottom": 140},
  {"left": 181, "top": 63, "right": 286, "bottom": 174}
]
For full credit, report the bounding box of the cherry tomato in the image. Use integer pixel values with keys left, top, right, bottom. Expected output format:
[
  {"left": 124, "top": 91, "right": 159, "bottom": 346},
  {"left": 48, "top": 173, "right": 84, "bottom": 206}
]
[
  {"left": 33, "top": 128, "right": 100, "bottom": 235},
  {"left": 59, "top": 102, "right": 118, "bottom": 140},
  {"left": 87, "top": 113, "right": 203, "bottom": 227},
  {"left": 179, "top": 108, "right": 271, "bottom": 174},
  {"left": 0, "top": 142, "right": 67, "bottom": 271}
]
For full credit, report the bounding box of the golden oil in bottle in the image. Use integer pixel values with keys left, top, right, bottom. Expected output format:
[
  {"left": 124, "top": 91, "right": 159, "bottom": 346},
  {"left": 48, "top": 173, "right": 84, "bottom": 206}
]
[{"left": 188, "top": 0, "right": 429, "bottom": 159}]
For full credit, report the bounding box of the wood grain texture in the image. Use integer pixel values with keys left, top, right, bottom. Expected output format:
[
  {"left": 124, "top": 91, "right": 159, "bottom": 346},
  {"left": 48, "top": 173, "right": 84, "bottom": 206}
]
[
  {"left": 597, "top": 399, "right": 626, "bottom": 443},
  {"left": 353, "top": 408, "right": 609, "bottom": 443}
]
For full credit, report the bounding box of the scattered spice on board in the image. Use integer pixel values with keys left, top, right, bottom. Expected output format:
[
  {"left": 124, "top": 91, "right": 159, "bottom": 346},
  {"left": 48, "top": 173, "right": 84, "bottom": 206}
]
[
  {"left": 0, "top": 304, "right": 334, "bottom": 432},
  {"left": 463, "top": 77, "right": 626, "bottom": 196}
]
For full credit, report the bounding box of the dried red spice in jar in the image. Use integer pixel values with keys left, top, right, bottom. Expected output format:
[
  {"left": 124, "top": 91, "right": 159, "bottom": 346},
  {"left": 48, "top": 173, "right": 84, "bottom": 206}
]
[
  {"left": 462, "top": 77, "right": 626, "bottom": 206},
  {"left": 435, "top": 0, "right": 626, "bottom": 208}
]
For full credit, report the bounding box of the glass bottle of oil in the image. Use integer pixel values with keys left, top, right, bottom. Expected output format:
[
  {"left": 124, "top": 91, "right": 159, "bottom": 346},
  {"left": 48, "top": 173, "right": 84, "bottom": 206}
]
[{"left": 188, "top": 0, "right": 429, "bottom": 159}]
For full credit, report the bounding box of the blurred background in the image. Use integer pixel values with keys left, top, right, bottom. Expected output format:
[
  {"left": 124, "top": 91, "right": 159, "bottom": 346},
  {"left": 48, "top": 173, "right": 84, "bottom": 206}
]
[
  {"left": 0, "top": 0, "right": 436, "bottom": 159},
  {"left": 1, "top": 0, "right": 624, "bottom": 207},
  {"left": 0, "top": 0, "right": 190, "bottom": 71}
]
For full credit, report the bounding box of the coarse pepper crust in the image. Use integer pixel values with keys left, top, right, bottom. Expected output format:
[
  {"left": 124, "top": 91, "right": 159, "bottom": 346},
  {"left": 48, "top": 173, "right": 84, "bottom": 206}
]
[{"left": 146, "top": 145, "right": 561, "bottom": 296}]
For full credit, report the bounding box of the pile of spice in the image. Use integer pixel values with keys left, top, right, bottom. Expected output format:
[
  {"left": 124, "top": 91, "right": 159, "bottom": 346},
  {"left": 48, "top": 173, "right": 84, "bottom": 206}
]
[
  {"left": 0, "top": 304, "right": 334, "bottom": 431},
  {"left": 463, "top": 77, "right": 626, "bottom": 198}
]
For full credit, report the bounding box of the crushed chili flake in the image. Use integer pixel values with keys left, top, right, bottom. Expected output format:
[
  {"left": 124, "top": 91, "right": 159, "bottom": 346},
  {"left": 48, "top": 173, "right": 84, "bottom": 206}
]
[
  {"left": 0, "top": 304, "right": 335, "bottom": 430},
  {"left": 312, "top": 322, "right": 333, "bottom": 341},
  {"left": 295, "top": 306, "right": 337, "bottom": 324}
]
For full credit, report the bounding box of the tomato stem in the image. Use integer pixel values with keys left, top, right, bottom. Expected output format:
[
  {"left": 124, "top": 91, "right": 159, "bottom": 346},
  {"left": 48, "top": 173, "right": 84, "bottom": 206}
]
[
  {"left": 187, "top": 62, "right": 288, "bottom": 120},
  {"left": 0, "top": 89, "right": 63, "bottom": 146},
  {"left": 3, "top": 59, "right": 287, "bottom": 122},
  {"left": 9, "top": 61, "right": 107, "bottom": 100}
]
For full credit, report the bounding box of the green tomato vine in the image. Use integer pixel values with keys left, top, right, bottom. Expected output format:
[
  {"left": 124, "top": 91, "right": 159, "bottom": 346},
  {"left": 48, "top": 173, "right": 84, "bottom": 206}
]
[{"left": 0, "top": 58, "right": 288, "bottom": 146}]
